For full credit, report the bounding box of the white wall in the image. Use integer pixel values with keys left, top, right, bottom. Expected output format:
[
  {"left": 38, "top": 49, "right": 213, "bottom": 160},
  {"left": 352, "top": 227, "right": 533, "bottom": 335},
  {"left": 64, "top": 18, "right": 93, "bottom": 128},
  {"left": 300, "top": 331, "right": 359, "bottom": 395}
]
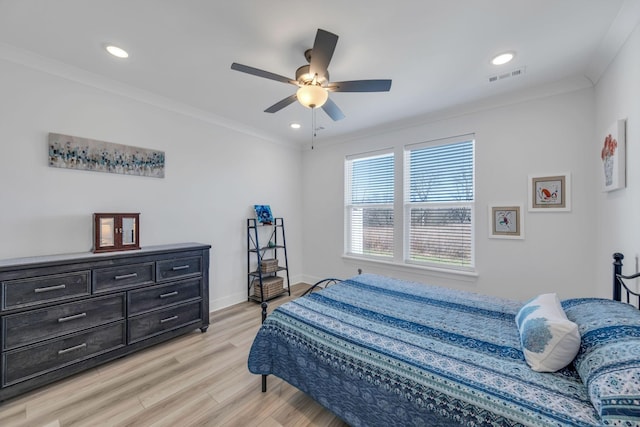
[
  {"left": 594, "top": 22, "right": 640, "bottom": 297},
  {"left": 0, "top": 56, "right": 303, "bottom": 311},
  {"left": 302, "top": 86, "right": 598, "bottom": 301},
  {"left": 3, "top": 21, "right": 637, "bottom": 309}
]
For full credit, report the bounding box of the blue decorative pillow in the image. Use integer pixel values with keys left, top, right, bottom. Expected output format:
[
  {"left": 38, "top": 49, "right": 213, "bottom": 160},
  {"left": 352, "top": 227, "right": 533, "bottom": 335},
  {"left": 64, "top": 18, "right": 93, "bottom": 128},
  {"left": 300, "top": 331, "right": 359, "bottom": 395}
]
[
  {"left": 563, "top": 298, "right": 640, "bottom": 425},
  {"left": 516, "top": 293, "right": 580, "bottom": 372}
]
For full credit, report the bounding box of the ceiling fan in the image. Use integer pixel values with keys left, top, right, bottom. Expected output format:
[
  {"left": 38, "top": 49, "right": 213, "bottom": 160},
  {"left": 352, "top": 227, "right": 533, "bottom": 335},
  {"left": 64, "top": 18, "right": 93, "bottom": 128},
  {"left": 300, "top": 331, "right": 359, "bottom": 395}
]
[{"left": 231, "top": 28, "right": 392, "bottom": 121}]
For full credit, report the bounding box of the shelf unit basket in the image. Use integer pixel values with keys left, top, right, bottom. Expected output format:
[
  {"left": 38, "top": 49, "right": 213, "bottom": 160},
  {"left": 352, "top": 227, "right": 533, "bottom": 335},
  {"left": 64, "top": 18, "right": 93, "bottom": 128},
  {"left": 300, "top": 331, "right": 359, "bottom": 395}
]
[
  {"left": 260, "top": 258, "right": 279, "bottom": 273},
  {"left": 253, "top": 276, "right": 284, "bottom": 299}
]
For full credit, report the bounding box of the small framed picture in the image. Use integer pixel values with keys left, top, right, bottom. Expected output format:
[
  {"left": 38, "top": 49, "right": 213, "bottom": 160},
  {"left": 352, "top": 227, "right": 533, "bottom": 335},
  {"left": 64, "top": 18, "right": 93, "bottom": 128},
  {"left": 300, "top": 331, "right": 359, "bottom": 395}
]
[
  {"left": 528, "top": 174, "right": 571, "bottom": 212},
  {"left": 254, "top": 204, "right": 274, "bottom": 224},
  {"left": 489, "top": 205, "right": 523, "bottom": 239}
]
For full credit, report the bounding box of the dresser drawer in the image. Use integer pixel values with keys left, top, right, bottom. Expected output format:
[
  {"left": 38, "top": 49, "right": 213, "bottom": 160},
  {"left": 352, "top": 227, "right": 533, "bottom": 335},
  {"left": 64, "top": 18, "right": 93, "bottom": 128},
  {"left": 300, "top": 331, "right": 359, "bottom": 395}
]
[
  {"left": 2, "top": 322, "right": 126, "bottom": 387},
  {"left": 128, "top": 301, "right": 202, "bottom": 344},
  {"left": 3, "top": 294, "right": 125, "bottom": 350},
  {"left": 92, "top": 262, "right": 154, "bottom": 293},
  {"left": 128, "top": 278, "right": 202, "bottom": 316},
  {"left": 2, "top": 271, "right": 90, "bottom": 311},
  {"left": 156, "top": 256, "right": 202, "bottom": 282}
]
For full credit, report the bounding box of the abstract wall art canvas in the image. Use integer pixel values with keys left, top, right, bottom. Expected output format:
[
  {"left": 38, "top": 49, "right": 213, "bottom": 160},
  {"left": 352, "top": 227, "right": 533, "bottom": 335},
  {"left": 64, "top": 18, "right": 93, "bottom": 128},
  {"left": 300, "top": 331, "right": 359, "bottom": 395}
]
[
  {"left": 48, "top": 133, "right": 165, "bottom": 178},
  {"left": 600, "top": 119, "right": 626, "bottom": 192}
]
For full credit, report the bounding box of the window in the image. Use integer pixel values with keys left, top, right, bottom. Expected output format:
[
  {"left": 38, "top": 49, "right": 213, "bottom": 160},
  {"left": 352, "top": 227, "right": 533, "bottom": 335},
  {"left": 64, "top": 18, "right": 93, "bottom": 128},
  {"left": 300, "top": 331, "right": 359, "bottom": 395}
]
[
  {"left": 405, "top": 137, "right": 475, "bottom": 269},
  {"left": 345, "top": 151, "right": 394, "bottom": 259},
  {"left": 344, "top": 135, "right": 475, "bottom": 272}
]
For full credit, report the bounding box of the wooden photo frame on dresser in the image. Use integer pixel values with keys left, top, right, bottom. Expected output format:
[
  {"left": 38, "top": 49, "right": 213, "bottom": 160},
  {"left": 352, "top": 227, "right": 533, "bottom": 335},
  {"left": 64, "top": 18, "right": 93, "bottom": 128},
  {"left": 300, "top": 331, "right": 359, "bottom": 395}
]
[{"left": 93, "top": 213, "right": 140, "bottom": 253}]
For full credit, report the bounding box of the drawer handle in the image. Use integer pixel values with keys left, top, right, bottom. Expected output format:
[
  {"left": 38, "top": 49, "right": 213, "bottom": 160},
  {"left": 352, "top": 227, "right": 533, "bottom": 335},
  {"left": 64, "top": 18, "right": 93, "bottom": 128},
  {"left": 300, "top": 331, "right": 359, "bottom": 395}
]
[
  {"left": 159, "top": 291, "right": 179, "bottom": 299},
  {"left": 114, "top": 273, "right": 138, "bottom": 280},
  {"left": 58, "top": 312, "right": 87, "bottom": 323},
  {"left": 171, "top": 265, "right": 190, "bottom": 271},
  {"left": 58, "top": 343, "right": 87, "bottom": 355},
  {"left": 34, "top": 284, "right": 66, "bottom": 293},
  {"left": 160, "top": 315, "right": 178, "bottom": 324}
]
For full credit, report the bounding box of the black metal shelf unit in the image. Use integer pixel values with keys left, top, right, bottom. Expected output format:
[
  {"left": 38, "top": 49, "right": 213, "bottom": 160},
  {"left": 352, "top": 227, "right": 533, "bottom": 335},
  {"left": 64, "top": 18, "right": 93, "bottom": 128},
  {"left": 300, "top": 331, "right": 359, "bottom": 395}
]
[{"left": 247, "top": 217, "right": 291, "bottom": 302}]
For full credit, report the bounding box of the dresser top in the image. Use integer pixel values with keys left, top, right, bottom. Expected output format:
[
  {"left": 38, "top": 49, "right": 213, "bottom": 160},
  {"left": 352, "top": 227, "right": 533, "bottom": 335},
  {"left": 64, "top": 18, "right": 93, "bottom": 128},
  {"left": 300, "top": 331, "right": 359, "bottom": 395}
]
[{"left": 0, "top": 243, "right": 211, "bottom": 270}]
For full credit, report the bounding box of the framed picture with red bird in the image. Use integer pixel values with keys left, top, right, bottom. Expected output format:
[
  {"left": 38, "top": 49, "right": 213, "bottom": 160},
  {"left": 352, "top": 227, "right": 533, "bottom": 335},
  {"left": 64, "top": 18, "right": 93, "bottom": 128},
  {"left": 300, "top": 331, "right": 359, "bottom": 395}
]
[{"left": 528, "top": 173, "right": 571, "bottom": 212}]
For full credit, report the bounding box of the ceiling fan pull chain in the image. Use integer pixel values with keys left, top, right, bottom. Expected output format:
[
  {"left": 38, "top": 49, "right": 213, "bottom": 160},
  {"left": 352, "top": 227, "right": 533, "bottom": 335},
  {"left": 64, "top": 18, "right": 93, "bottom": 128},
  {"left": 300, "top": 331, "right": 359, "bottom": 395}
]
[{"left": 311, "top": 108, "right": 316, "bottom": 150}]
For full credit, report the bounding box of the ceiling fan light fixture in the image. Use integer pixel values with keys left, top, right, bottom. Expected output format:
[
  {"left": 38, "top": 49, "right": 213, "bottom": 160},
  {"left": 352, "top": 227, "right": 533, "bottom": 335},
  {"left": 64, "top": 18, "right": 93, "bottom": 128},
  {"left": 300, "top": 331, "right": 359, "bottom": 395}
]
[
  {"left": 296, "top": 84, "right": 328, "bottom": 109},
  {"left": 231, "top": 28, "right": 391, "bottom": 121}
]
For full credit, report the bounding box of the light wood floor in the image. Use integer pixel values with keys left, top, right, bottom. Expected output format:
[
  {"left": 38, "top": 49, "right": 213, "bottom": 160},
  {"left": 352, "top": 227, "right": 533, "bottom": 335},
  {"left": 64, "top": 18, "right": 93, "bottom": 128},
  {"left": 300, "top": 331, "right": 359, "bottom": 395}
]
[{"left": 0, "top": 284, "right": 348, "bottom": 427}]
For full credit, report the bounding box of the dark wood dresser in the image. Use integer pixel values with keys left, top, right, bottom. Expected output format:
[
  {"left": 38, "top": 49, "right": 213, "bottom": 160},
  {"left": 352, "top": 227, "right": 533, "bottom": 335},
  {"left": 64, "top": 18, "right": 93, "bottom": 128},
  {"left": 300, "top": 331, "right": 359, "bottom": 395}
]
[{"left": 0, "top": 242, "right": 210, "bottom": 402}]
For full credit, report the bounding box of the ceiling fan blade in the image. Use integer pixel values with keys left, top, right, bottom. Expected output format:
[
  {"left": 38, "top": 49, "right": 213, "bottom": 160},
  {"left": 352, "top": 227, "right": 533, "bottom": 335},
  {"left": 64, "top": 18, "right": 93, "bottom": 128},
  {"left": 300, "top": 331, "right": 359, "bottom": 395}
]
[
  {"left": 328, "top": 79, "right": 392, "bottom": 92},
  {"left": 321, "top": 97, "right": 345, "bottom": 121},
  {"left": 309, "top": 29, "right": 338, "bottom": 79},
  {"left": 231, "top": 63, "right": 296, "bottom": 85},
  {"left": 264, "top": 94, "right": 298, "bottom": 113}
]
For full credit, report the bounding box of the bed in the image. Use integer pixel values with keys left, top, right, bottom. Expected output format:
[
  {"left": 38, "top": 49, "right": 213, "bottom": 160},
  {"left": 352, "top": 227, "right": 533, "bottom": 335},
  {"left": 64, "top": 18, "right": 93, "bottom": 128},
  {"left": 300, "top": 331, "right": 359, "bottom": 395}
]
[{"left": 248, "top": 254, "right": 640, "bottom": 426}]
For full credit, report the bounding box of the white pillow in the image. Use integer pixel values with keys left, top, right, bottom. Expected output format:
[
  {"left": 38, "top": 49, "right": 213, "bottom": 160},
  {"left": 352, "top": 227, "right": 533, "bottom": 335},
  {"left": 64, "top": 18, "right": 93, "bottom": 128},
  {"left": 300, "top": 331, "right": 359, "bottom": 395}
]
[{"left": 515, "top": 293, "right": 580, "bottom": 372}]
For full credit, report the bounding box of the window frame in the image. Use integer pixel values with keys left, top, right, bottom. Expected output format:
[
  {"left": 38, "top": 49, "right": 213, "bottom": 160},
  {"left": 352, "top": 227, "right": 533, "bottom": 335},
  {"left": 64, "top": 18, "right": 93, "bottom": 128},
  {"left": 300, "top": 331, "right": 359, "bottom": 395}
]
[
  {"left": 344, "top": 149, "right": 395, "bottom": 260},
  {"left": 403, "top": 135, "right": 475, "bottom": 271}
]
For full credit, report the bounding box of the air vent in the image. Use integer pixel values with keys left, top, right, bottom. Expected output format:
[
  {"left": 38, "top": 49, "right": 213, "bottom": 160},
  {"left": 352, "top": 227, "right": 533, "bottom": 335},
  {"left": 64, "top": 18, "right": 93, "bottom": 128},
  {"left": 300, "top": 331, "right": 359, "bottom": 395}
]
[{"left": 488, "top": 66, "right": 526, "bottom": 83}]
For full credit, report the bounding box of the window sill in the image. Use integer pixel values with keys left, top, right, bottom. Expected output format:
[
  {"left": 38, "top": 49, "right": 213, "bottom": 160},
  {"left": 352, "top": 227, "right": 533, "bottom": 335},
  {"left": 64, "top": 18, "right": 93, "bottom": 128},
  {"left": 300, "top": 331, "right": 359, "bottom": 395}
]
[{"left": 341, "top": 254, "right": 478, "bottom": 283}]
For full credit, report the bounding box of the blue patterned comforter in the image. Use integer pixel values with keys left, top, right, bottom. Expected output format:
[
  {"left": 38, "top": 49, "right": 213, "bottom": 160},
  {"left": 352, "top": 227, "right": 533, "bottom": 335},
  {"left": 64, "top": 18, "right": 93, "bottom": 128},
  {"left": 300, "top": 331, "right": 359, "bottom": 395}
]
[{"left": 248, "top": 274, "right": 602, "bottom": 426}]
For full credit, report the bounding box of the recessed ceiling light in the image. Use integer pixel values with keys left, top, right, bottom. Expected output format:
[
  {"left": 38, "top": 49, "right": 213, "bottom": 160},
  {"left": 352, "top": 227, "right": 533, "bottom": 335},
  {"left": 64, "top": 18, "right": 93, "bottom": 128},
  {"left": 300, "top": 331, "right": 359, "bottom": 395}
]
[
  {"left": 491, "top": 52, "right": 515, "bottom": 66},
  {"left": 105, "top": 45, "right": 129, "bottom": 59},
  {"left": 290, "top": 123, "right": 301, "bottom": 129}
]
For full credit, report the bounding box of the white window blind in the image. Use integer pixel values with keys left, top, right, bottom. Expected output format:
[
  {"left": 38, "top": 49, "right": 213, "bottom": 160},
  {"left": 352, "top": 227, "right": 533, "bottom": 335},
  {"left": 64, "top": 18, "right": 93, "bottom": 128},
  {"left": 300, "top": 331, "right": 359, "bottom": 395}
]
[
  {"left": 405, "top": 138, "right": 474, "bottom": 268},
  {"left": 345, "top": 152, "right": 394, "bottom": 259}
]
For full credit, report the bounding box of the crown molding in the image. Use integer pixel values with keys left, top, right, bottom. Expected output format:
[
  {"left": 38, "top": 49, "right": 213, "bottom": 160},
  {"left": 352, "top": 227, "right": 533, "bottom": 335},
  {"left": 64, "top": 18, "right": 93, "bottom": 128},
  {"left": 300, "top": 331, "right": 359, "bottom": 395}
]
[{"left": 0, "top": 42, "right": 302, "bottom": 150}]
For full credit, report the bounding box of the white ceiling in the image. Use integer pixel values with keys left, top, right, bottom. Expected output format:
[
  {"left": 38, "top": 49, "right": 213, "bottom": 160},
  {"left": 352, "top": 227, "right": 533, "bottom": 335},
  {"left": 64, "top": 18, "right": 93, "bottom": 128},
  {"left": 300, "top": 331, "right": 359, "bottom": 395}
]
[{"left": 1, "top": 0, "right": 639, "bottom": 148}]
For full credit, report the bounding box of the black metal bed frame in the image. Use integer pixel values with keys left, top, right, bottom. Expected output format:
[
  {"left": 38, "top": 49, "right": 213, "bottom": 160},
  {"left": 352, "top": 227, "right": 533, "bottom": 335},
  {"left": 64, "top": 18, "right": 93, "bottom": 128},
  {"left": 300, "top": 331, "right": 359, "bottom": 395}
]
[{"left": 613, "top": 252, "right": 640, "bottom": 308}]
